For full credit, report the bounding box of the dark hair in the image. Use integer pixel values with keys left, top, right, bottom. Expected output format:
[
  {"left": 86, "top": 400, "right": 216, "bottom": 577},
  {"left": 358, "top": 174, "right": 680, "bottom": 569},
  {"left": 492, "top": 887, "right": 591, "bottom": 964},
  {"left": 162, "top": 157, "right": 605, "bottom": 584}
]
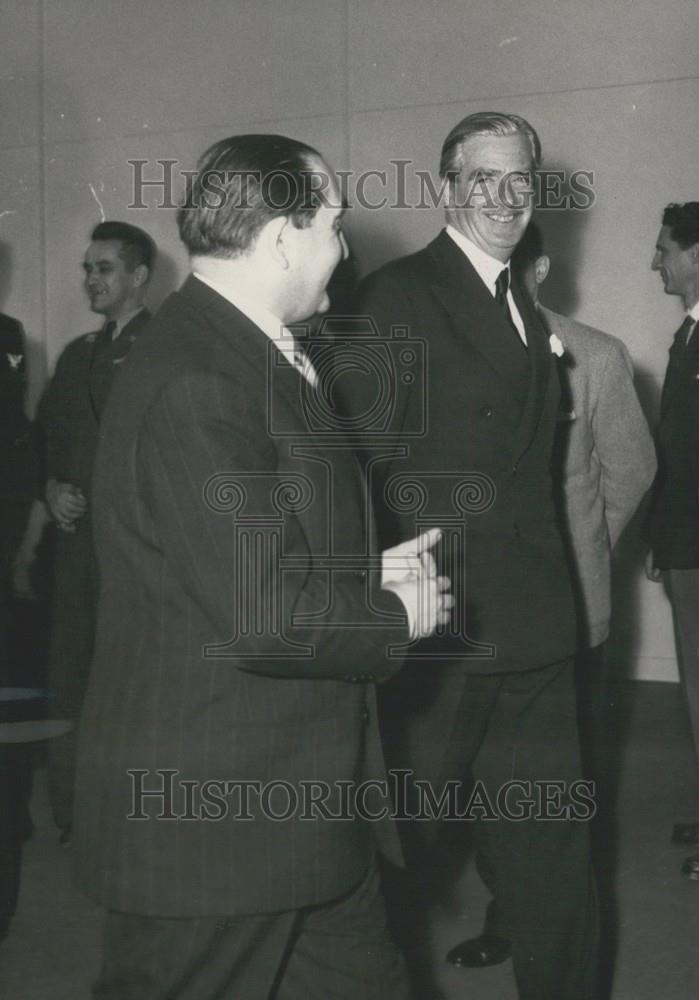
[
  {"left": 439, "top": 111, "right": 542, "bottom": 180},
  {"left": 177, "top": 133, "right": 332, "bottom": 258},
  {"left": 511, "top": 220, "right": 545, "bottom": 278},
  {"left": 662, "top": 202, "right": 699, "bottom": 250},
  {"left": 90, "top": 221, "right": 155, "bottom": 274}
]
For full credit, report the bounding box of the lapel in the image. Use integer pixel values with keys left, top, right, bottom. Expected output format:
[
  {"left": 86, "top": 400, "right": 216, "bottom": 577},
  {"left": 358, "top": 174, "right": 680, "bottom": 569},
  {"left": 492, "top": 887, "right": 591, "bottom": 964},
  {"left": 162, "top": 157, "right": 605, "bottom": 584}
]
[
  {"left": 661, "top": 317, "right": 699, "bottom": 416},
  {"left": 427, "top": 231, "right": 528, "bottom": 393},
  {"left": 511, "top": 280, "right": 555, "bottom": 462},
  {"left": 88, "top": 308, "right": 151, "bottom": 419},
  {"left": 425, "top": 230, "right": 553, "bottom": 462}
]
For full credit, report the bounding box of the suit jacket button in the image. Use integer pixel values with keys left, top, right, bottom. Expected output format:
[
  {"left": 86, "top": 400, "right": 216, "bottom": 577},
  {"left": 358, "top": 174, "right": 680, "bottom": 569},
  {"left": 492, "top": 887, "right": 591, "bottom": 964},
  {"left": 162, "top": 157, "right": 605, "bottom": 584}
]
[{"left": 480, "top": 404, "right": 493, "bottom": 418}]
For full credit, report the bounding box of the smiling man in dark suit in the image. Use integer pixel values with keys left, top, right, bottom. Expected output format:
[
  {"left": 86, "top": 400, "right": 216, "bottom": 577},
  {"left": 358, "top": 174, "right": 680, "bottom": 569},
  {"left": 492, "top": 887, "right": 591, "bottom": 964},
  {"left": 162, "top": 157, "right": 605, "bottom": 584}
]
[
  {"left": 449, "top": 220, "right": 656, "bottom": 979},
  {"left": 72, "top": 134, "right": 451, "bottom": 1000},
  {"left": 349, "top": 112, "right": 598, "bottom": 999}
]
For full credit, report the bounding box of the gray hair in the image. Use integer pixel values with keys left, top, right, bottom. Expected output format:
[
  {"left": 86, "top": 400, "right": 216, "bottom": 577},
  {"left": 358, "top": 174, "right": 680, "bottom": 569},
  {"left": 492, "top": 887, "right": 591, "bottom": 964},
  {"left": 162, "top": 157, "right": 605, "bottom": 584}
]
[{"left": 439, "top": 111, "right": 542, "bottom": 179}]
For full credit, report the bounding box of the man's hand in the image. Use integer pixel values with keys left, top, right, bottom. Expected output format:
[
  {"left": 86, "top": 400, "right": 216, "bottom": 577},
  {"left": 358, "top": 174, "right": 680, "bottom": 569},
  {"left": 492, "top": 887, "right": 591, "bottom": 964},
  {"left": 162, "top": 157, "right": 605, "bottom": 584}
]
[
  {"left": 381, "top": 528, "right": 454, "bottom": 639},
  {"left": 644, "top": 550, "right": 662, "bottom": 583},
  {"left": 46, "top": 478, "right": 87, "bottom": 532}
]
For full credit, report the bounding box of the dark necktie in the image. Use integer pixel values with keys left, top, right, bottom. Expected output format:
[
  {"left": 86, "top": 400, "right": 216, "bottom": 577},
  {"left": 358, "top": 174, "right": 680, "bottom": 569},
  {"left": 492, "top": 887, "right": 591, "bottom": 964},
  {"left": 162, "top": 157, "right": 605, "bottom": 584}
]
[
  {"left": 661, "top": 316, "right": 695, "bottom": 417},
  {"left": 94, "top": 320, "right": 117, "bottom": 359},
  {"left": 673, "top": 315, "right": 695, "bottom": 351},
  {"left": 494, "top": 268, "right": 526, "bottom": 350}
]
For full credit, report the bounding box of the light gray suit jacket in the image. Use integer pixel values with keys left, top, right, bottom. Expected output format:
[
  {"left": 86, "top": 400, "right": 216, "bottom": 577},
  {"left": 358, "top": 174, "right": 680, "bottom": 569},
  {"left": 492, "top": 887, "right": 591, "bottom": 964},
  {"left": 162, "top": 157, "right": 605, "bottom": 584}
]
[{"left": 540, "top": 306, "right": 657, "bottom": 647}]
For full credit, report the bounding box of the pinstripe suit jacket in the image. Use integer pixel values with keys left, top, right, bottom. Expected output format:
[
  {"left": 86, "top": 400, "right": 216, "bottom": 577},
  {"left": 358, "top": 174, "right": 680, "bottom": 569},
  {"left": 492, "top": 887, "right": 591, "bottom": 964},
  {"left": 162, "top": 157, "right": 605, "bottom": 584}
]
[{"left": 73, "top": 276, "right": 408, "bottom": 917}]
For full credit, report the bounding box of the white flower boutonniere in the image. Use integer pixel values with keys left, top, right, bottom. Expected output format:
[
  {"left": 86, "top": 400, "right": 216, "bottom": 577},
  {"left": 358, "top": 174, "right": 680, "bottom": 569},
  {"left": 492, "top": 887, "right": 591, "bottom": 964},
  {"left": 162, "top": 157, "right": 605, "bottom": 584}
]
[
  {"left": 549, "top": 334, "right": 564, "bottom": 357},
  {"left": 6, "top": 352, "right": 23, "bottom": 370}
]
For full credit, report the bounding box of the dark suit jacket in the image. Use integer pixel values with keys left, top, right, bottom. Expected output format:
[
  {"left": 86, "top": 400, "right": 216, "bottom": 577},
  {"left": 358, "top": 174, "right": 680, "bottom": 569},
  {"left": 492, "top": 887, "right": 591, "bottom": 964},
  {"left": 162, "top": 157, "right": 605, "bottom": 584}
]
[
  {"left": 73, "top": 276, "right": 408, "bottom": 918},
  {"left": 0, "top": 313, "right": 36, "bottom": 690},
  {"left": 351, "top": 231, "right": 577, "bottom": 672},
  {"left": 0, "top": 313, "right": 35, "bottom": 513},
  {"left": 645, "top": 318, "right": 699, "bottom": 569},
  {"left": 345, "top": 231, "right": 578, "bottom": 792}
]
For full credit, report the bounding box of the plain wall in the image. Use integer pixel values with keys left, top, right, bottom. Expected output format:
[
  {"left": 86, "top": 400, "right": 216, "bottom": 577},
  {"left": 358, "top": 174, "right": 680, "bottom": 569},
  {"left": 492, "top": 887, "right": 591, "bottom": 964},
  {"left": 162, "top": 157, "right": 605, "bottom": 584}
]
[{"left": 2, "top": 0, "right": 697, "bottom": 680}]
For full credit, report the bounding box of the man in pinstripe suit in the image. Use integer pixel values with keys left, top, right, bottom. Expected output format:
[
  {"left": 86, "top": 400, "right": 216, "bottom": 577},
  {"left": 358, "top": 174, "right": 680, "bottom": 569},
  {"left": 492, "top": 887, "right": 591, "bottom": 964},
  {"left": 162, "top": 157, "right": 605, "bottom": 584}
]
[{"left": 72, "top": 134, "right": 451, "bottom": 999}]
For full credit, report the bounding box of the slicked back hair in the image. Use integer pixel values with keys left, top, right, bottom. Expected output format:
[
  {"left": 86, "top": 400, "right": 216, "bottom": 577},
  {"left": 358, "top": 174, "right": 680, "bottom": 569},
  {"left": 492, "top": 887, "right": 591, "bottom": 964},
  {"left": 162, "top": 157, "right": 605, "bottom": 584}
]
[
  {"left": 439, "top": 111, "right": 542, "bottom": 181},
  {"left": 177, "top": 133, "right": 332, "bottom": 258},
  {"left": 91, "top": 221, "right": 155, "bottom": 274},
  {"left": 662, "top": 202, "right": 699, "bottom": 250}
]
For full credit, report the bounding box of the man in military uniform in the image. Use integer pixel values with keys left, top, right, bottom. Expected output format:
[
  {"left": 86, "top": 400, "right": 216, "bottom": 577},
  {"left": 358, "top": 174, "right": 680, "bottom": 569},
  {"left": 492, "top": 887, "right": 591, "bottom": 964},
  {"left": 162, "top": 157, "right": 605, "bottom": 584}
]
[{"left": 37, "top": 221, "right": 155, "bottom": 841}]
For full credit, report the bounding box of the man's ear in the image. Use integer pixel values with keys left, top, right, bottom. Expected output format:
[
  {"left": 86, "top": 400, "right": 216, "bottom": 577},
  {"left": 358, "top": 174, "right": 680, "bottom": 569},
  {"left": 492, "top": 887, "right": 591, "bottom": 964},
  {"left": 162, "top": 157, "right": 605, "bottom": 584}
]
[
  {"left": 534, "top": 254, "right": 550, "bottom": 286},
  {"left": 132, "top": 264, "right": 149, "bottom": 288},
  {"left": 260, "top": 216, "right": 291, "bottom": 269},
  {"left": 689, "top": 242, "right": 699, "bottom": 265}
]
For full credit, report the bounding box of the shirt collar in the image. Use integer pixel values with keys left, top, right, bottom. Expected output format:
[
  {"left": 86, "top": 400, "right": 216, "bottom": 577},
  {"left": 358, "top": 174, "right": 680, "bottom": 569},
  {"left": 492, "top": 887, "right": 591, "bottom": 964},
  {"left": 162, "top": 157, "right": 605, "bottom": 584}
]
[
  {"left": 446, "top": 225, "right": 509, "bottom": 295},
  {"left": 192, "top": 266, "right": 288, "bottom": 345},
  {"left": 107, "top": 307, "right": 144, "bottom": 339},
  {"left": 192, "top": 265, "right": 318, "bottom": 386},
  {"left": 687, "top": 301, "right": 699, "bottom": 323}
]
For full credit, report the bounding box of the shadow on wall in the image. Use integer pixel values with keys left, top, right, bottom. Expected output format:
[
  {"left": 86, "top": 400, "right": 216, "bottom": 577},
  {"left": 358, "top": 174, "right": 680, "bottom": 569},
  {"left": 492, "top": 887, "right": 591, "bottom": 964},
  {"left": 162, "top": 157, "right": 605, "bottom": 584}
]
[
  {"left": 534, "top": 159, "right": 595, "bottom": 317},
  {"left": 146, "top": 248, "right": 180, "bottom": 312}
]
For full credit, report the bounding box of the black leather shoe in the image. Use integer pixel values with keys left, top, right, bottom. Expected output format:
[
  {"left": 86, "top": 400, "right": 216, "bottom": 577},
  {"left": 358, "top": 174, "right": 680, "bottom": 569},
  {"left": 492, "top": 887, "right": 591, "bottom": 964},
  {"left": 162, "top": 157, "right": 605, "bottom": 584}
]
[
  {"left": 681, "top": 854, "right": 699, "bottom": 880},
  {"left": 672, "top": 823, "right": 699, "bottom": 846},
  {"left": 446, "top": 933, "right": 512, "bottom": 968}
]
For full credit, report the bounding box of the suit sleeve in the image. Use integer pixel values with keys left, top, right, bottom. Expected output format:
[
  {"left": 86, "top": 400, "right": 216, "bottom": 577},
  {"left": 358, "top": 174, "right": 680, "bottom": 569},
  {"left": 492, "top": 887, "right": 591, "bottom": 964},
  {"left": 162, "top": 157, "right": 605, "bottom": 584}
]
[
  {"left": 137, "top": 371, "right": 409, "bottom": 681},
  {"left": 36, "top": 339, "right": 83, "bottom": 484},
  {"left": 593, "top": 340, "right": 657, "bottom": 547}
]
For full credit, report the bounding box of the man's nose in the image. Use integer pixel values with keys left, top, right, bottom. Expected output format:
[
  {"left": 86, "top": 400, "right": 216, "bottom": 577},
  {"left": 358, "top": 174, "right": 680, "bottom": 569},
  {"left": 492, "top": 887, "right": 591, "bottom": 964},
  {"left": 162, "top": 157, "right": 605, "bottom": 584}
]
[
  {"left": 499, "top": 174, "right": 530, "bottom": 212},
  {"left": 651, "top": 252, "right": 660, "bottom": 271}
]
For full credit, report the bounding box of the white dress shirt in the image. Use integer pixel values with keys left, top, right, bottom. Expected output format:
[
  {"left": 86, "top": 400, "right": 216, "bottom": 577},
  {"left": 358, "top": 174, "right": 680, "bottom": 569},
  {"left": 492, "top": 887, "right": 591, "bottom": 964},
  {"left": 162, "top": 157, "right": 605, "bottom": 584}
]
[
  {"left": 446, "top": 225, "right": 527, "bottom": 344},
  {"left": 685, "top": 300, "right": 699, "bottom": 345}
]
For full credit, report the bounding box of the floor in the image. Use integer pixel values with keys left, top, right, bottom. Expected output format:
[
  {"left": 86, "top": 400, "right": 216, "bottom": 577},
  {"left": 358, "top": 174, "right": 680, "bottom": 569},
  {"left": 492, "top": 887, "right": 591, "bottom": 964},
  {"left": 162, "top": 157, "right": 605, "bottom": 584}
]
[{"left": 1, "top": 680, "right": 698, "bottom": 999}]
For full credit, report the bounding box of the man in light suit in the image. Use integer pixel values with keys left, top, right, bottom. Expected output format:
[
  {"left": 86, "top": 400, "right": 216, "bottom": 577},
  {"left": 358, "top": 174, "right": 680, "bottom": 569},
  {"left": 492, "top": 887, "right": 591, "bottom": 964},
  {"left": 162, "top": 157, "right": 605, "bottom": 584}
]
[
  {"left": 521, "top": 222, "right": 657, "bottom": 780},
  {"left": 644, "top": 202, "right": 699, "bottom": 878},
  {"left": 37, "top": 221, "right": 155, "bottom": 842},
  {"left": 448, "top": 220, "right": 657, "bottom": 972},
  {"left": 73, "top": 134, "right": 451, "bottom": 1000},
  {"left": 349, "top": 112, "right": 598, "bottom": 999}
]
